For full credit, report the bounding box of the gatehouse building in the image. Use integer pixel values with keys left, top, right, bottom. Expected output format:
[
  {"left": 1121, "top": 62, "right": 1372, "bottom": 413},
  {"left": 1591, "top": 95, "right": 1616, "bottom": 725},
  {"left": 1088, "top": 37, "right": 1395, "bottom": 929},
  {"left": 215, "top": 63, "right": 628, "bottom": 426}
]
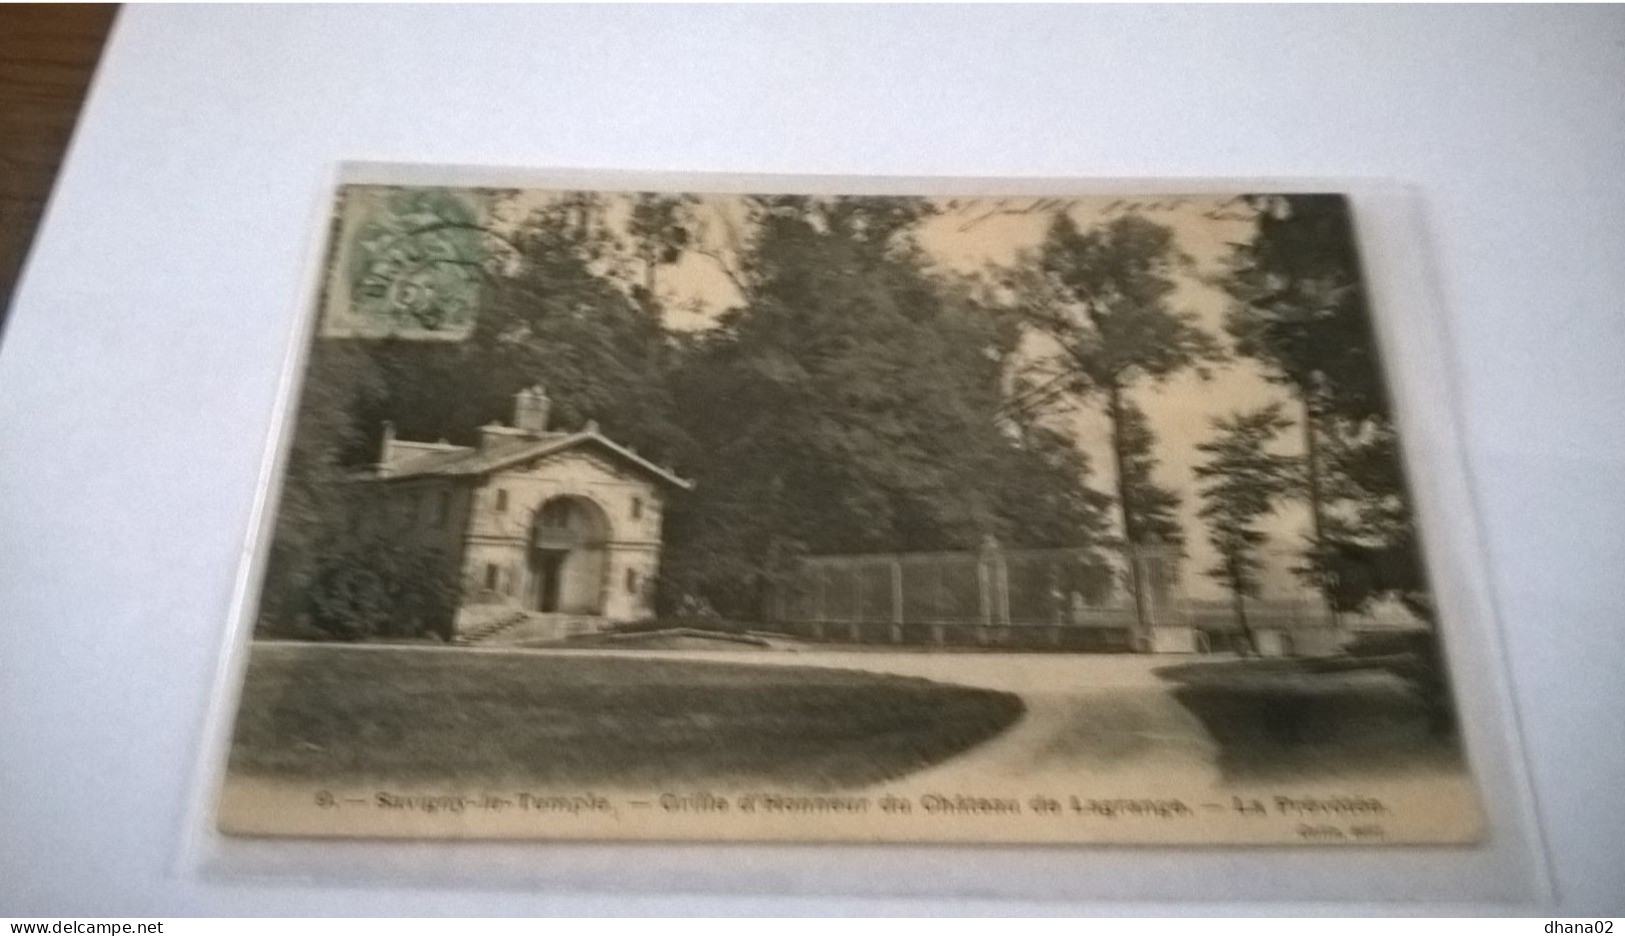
[{"left": 357, "top": 385, "right": 692, "bottom": 643}]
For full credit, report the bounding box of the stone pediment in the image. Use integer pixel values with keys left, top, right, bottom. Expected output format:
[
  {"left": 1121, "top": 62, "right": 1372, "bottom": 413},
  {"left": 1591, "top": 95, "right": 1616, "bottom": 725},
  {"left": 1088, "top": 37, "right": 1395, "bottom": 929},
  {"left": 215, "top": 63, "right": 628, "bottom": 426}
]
[
  {"left": 509, "top": 449, "right": 623, "bottom": 481},
  {"left": 369, "top": 428, "right": 693, "bottom": 491}
]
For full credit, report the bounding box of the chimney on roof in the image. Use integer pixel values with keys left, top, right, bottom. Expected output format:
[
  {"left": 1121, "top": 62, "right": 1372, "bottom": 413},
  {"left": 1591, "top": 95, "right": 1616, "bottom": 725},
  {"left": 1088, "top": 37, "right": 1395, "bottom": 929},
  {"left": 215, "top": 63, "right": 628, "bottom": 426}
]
[{"left": 513, "top": 384, "right": 551, "bottom": 435}]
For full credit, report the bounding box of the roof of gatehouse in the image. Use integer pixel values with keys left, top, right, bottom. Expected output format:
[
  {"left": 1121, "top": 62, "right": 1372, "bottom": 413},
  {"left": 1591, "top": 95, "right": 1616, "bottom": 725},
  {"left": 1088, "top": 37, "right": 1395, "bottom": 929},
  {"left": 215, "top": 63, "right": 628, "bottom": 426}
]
[{"left": 373, "top": 426, "right": 693, "bottom": 491}]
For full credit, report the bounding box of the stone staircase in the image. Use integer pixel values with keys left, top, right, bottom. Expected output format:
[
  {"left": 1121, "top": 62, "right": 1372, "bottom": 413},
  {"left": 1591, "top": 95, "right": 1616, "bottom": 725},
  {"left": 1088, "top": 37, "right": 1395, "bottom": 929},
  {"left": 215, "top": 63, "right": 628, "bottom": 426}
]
[
  {"left": 453, "top": 610, "right": 529, "bottom": 645},
  {"left": 457, "top": 611, "right": 607, "bottom": 647}
]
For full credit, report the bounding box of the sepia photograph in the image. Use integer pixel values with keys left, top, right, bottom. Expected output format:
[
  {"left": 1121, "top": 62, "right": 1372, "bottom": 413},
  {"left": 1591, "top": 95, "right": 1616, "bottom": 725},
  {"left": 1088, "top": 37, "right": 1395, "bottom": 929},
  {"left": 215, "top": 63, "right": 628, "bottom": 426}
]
[{"left": 217, "top": 183, "right": 1482, "bottom": 844}]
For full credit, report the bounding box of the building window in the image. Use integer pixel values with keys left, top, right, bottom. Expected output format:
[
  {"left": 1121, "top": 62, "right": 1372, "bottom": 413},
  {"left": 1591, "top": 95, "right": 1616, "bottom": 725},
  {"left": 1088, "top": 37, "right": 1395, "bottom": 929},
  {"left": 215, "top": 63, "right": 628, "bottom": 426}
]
[
  {"left": 484, "top": 563, "right": 499, "bottom": 591},
  {"left": 625, "top": 568, "right": 639, "bottom": 594},
  {"left": 630, "top": 496, "right": 643, "bottom": 520},
  {"left": 435, "top": 490, "right": 450, "bottom": 527},
  {"left": 494, "top": 488, "right": 508, "bottom": 513}
]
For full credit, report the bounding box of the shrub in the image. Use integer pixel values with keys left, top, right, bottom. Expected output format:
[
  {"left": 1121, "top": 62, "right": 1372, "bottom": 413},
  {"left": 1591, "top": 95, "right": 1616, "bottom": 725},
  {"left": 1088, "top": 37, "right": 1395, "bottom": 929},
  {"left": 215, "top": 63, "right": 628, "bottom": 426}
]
[{"left": 303, "top": 534, "right": 461, "bottom": 641}]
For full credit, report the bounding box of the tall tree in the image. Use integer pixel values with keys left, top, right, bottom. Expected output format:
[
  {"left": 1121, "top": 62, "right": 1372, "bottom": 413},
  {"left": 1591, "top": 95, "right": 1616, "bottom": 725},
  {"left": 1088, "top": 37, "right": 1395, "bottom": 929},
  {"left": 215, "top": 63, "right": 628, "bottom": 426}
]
[
  {"left": 1193, "top": 404, "right": 1300, "bottom": 653},
  {"left": 1221, "top": 194, "right": 1427, "bottom": 619},
  {"left": 1018, "top": 212, "right": 1222, "bottom": 639},
  {"left": 626, "top": 192, "right": 698, "bottom": 307},
  {"left": 1117, "top": 399, "right": 1185, "bottom": 549},
  {"left": 664, "top": 196, "right": 1111, "bottom": 617}
]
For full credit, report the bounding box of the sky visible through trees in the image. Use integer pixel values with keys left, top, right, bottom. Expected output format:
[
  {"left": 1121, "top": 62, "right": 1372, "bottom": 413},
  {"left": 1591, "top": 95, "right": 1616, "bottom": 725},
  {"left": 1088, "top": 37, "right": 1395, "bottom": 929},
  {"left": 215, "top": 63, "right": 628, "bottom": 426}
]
[{"left": 599, "top": 192, "right": 1322, "bottom": 602}]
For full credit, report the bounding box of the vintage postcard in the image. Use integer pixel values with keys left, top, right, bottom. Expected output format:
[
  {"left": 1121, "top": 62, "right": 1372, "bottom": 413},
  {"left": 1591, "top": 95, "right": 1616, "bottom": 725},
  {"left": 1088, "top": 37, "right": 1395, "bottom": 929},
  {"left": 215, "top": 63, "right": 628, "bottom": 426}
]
[{"left": 217, "top": 183, "right": 1483, "bottom": 844}]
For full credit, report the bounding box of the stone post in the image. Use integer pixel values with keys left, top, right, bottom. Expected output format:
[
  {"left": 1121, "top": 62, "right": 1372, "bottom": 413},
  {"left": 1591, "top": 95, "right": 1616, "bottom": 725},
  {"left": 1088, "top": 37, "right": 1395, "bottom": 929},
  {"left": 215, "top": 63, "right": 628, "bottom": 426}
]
[{"left": 890, "top": 557, "right": 904, "bottom": 644}]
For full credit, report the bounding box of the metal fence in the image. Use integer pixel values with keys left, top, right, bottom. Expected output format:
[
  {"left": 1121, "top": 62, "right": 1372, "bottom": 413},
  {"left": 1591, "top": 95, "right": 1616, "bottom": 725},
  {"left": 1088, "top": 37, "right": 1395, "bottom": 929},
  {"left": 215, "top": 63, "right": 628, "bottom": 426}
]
[
  {"left": 767, "top": 539, "right": 1396, "bottom": 654},
  {"left": 771, "top": 539, "right": 1180, "bottom": 651}
]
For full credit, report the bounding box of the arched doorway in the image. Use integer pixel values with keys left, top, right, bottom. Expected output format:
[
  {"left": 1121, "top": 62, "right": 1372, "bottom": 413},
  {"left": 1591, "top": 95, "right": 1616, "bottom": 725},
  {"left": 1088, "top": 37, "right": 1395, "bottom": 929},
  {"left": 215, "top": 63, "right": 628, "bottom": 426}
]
[{"left": 530, "top": 495, "right": 610, "bottom": 615}]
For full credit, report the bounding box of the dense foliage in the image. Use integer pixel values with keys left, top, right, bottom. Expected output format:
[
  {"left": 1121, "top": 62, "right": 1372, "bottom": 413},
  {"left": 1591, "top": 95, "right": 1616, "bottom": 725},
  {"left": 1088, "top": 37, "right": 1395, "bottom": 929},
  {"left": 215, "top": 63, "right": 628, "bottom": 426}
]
[
  {"left": 662, "top": 197, "right": 1112, "bottom": 616},
  {"left": 1193, "top": 404, "right": 1301, "bottom": 649},
  {"left": 1222, "top": 194, "right": 1430, "bottom": 620},
  {"left": 301, "top": 532, "right": 463, "bottom": 641}
]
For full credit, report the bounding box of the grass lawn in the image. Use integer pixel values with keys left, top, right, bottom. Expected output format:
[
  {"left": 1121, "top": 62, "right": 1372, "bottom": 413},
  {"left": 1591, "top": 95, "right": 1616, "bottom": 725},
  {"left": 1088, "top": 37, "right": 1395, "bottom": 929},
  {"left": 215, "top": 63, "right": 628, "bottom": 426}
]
[
  {"left": 228, "top": 643, "right": 1023, "bottom": 790},
  {"left": 1155, "top": 658, "right": 1465, "bottom": 784}
]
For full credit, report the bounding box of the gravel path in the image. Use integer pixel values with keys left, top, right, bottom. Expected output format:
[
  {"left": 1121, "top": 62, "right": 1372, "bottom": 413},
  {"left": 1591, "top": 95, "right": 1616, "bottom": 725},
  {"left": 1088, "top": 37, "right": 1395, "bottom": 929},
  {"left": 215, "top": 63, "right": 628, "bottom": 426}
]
[{"left": 521, "top": 647, "right": 1227, "bottom": 792}]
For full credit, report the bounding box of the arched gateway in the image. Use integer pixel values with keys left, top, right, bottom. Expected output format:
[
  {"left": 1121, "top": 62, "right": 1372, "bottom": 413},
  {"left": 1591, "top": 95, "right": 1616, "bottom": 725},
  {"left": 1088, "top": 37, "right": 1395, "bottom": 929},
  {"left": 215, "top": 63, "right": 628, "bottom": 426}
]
[{"left": 531, "top": 495, "right": 610, "bottom": 615}]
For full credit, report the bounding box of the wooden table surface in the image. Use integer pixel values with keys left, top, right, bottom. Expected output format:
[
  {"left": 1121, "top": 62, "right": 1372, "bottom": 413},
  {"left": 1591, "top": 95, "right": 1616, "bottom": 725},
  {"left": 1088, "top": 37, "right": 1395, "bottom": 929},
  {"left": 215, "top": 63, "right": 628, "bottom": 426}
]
[{"left": 0, "top": 4, "right": 117, "bottom": 326}]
